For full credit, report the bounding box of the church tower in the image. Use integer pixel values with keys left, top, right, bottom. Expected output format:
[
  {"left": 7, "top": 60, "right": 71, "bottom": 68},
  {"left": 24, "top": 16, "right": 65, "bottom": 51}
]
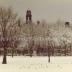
[{"left": 26, "top": 9, "right": 32, "bottom": 24}]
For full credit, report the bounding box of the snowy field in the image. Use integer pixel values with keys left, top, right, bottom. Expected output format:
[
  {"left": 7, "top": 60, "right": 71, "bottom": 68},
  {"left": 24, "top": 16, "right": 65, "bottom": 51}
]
[{"left": 0, "top": 56, "right": 72, "bottom": 72}]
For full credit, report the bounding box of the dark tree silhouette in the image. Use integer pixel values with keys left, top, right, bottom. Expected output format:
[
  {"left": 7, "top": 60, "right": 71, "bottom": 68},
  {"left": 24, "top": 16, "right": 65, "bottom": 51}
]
[{"left": 0, "top": 7, "right": 21, "bottom": 64}]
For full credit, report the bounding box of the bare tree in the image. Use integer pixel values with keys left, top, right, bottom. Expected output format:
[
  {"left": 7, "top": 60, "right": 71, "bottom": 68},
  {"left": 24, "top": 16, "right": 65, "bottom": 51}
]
[
  {"left": 0, "top": 7, "right": 21, "bottom": 64},
  {"left": 28, "top": 23, "right": 34, "bottom": 57}
]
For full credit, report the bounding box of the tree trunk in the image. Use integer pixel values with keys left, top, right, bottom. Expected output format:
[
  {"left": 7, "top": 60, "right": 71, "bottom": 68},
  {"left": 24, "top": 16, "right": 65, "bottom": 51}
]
[
  {"left": 30, "top": 50, "right": 33, "bottom": 57},
  {"left": 29, "top": 47, "right": 33, "bottom": 57},
  {"left": 12, "top": 49, "right": 14, "bottom": 58},
  {"left": 12, "top": 52, "right": 13, "bottom": 58},
  {"left": 48, "top": 55, "right": 50, "bottom": 63},
  {"left": 48, "top": 47, "right": 50, "bottom": 63},
  {"left": 65, "top": 45, "right": 66, "bottom": 56},
  {"left": 2, "top": 48, "right": 7, "bottom": 64}
]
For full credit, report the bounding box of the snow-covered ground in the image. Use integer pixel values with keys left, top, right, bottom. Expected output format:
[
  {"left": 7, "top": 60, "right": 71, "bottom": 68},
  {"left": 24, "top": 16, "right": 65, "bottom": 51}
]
[{"left": 0, "top": 56, "right": 72, "bottom": 72}]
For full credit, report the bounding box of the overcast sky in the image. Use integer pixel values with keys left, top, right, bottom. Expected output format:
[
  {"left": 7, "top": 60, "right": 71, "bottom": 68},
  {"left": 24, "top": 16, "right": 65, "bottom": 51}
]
[{"left": 0, "top": 0, "right": 72, "bottom": 23}]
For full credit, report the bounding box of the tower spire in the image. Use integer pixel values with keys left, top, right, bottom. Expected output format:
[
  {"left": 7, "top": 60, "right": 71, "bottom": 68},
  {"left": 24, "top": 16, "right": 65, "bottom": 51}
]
[{"left": 26, "top": 9, "right": 32, "bottom": 24}]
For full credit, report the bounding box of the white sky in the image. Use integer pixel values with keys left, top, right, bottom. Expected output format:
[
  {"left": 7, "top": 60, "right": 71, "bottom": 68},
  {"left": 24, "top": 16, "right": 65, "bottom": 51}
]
[{"left": 0, "top": 0, "right": 72, "bottom": 22}]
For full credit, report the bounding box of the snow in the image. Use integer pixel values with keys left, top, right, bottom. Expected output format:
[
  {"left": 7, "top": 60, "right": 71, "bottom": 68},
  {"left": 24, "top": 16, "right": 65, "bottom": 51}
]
[{"left": 0, "top": 56, "right": 72, "bottom": 72}]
